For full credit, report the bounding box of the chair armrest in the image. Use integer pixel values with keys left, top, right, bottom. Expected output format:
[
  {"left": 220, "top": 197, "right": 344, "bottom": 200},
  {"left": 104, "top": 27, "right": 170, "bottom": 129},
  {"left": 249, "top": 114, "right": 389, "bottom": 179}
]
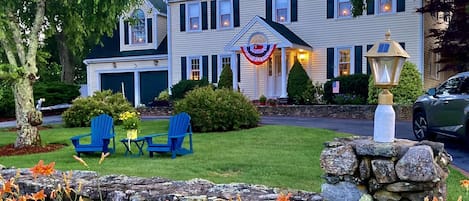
[{"left": 143, "top": 133, "right": 168, "bottom": 145}]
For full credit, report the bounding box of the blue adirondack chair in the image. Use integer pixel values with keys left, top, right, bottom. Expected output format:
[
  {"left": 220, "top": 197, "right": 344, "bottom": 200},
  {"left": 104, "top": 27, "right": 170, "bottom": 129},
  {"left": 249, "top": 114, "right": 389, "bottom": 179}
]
[
  {"left": 144, "top": 112, "right": 193, "bottom": 159},
  {"left": 70, "top": 114, "right": 116, "bottom": 156}
]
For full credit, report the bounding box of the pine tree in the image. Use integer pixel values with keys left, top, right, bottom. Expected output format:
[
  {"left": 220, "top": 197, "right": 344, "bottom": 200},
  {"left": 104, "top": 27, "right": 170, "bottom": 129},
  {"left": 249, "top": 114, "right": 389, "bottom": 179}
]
[{"left": 218, "top": 65, "right": 233, "bottom": 89}]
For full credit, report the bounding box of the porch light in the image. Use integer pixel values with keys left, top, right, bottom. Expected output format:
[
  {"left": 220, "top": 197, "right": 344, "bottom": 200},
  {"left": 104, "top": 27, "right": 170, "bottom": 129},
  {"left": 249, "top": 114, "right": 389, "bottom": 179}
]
[
  {"left": 365, "top": 30, "right": 409, "bottom": 143},
  {"left": 298, "top": 49, "right": 307, "bottom": 62}
]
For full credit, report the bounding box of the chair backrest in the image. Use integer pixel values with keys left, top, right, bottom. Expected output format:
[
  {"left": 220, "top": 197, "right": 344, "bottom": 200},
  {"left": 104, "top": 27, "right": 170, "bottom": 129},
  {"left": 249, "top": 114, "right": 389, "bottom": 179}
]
[
  {"left": 167, "top": 112, "right": 191, "bottom": 147},
  {"left": 90, "top": 114, "right": 114, "bottom": 146}
]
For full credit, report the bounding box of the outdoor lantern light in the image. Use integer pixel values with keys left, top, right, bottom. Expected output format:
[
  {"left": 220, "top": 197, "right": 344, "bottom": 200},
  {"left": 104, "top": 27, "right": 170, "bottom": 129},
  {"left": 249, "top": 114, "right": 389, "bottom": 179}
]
[{"left": 365, "top": 30, "right": 410, "bottom": 143}]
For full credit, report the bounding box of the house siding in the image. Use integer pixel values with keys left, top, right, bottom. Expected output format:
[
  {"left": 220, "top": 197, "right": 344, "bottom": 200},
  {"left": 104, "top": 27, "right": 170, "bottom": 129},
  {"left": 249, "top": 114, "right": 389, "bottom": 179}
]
[
  {"left": 158, "top": 15, "right": 167, "bottom": 46},
  {"left": 169, "top": 0, "right": 430, "bottom": 99}
]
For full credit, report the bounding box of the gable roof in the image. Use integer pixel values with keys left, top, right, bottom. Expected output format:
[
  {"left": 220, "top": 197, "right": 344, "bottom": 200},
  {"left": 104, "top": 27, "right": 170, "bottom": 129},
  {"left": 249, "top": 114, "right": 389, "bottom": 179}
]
[
  {"left": 148, "top": 0, "right": 167, "bottom": 14},
  {"left": 85, "top": 28, "right": 167, "bottom": 60},
  {"left": 225, "top": 15, "right": 312, "bottom": 51}
]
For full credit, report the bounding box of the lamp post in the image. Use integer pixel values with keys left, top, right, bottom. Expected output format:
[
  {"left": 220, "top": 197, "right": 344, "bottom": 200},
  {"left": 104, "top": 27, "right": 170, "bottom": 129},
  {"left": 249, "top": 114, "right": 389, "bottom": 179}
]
[{"left": 365, "top": 31, "right": 410, "bottom": 143}]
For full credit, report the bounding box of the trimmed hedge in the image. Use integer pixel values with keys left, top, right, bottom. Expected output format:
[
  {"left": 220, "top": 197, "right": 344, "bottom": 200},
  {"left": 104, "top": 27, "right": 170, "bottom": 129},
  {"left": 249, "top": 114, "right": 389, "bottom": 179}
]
[
  {"left": 62, "top": 90, "right": 136, "bottom": 127},
  {"left": 34, "top": 81, "right": 80, "bottom": 107},
  {"left": 170, "top": 79, "right": 210, "bottom": 100},
  {"left": 324, "top": 74, "right": 370, "bottom": 104},
  {"left": 368, "top": 61, "right": 424, "bottom": 105},
  {"left": 174, "top": 86, "right": 259, "bottom": 132},
  {"left": 218, "top": 65, "right": 233, "bottom": 89}
]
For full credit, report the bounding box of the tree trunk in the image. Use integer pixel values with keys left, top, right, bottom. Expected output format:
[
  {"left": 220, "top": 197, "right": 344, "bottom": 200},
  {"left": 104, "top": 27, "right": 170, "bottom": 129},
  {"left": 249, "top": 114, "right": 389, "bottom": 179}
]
[
  {"left": 13, "top": 77, "right": 42, "bottom": 148},
  {"left": 56, "top": 32, "right": 74, "bottom": 84}
]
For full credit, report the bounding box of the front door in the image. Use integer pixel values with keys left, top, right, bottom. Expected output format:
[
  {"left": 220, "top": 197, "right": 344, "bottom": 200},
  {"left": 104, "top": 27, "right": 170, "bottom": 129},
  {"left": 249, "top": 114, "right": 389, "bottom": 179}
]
[{"left": 267, "top": 55, "right": 282, "bottom": 97}]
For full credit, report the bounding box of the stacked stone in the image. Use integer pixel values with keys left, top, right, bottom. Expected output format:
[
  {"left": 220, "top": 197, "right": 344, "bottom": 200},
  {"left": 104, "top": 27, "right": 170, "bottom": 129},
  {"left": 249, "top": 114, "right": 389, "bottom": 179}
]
[{"left": 320, "top": 136, "right": 452, "bottom": 201}]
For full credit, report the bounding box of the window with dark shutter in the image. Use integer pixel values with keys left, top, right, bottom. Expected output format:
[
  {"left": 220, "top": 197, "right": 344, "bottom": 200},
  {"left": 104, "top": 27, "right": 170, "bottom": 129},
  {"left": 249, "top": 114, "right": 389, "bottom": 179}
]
[
  {"left": 181, "top": 57, "right": 187, "bottom": 80},
  {"left": 327, "top": 0, "right": 334, "bottom": 19},
  {"left": 397, "top": 0, "right": 405, "bottom": 12},
  {"left": 124, "top": 21, "right": 129, "bottom": 44},
  {"left": 203, "top": 56, "right": 209, "bottom": 79},
  {"left": 366, "top": 0, "right": 374, "bottom": 15},
  {"left": 237, "top": 54, "right": 241, "bottom": 82},
  {"left": 202, "top": 2, "right": 208, "bottom": 30},
  {"left": 366, "top": 44, "right": 373, "bottom": 75},
  {"left": 354, "top": 46, "right": 362, "bottom": 74},
  {"left": 180, "top": 4, "right": 186, "bottom": 32},
  {"left": 266, "top": 0, "right": 272, "bottom": 21},
  {"left": 234, "top": 0, "right": 240, "bottom": 27},
  {"left": 211, "top": 0, "right": 217, "bottom": 29},
  {"left": 327, "top": 48, "right": 334, "bottom": 79},
  {"left": 212, "top": 55, "right": 218, "bottom": 83},
  {"left": 147, "top": 18, "right": 152, "bottom": 43},
  {"left": 291, "top": 0, "right": 298, "bottom": 22}
]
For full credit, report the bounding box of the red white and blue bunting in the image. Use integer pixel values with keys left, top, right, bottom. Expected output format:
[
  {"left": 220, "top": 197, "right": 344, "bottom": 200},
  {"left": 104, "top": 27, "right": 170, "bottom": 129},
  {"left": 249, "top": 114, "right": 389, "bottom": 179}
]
[{"left": 240, "top": 43, "right": 277, "bottom": 65}]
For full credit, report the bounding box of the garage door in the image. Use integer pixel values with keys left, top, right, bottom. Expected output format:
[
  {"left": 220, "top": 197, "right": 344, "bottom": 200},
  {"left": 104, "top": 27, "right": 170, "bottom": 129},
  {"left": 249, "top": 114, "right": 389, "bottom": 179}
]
[
  {"left": 140, "top": 71, "right": 168, "bottom": 105},
  {"left": 101, "top": 72, "right": 135, "bottom": 105}
]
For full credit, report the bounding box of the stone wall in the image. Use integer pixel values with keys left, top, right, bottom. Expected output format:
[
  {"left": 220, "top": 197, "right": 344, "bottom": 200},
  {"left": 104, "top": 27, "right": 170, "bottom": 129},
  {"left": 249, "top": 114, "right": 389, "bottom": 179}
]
[
  {"left": 138, "top": 105, "right": 413, "bottom": 121},
  {"left": 320, "top": 137, "right": 452, "bottom": 201},
  {"left": 0, "top": 167, "right": 322, "bottom": 201}
]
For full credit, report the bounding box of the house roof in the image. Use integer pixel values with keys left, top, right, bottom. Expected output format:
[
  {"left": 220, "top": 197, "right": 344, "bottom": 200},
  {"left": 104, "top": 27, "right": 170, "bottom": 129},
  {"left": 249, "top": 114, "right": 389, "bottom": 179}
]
[
  {"left": 259, "top": 17, "right": 311, "bottom": 49},
  {"left": 148, "top": 0, "right": 167, "bottom": 14},
  {"left": 86, "top": 29, "right": 167, "bottom": 60}
]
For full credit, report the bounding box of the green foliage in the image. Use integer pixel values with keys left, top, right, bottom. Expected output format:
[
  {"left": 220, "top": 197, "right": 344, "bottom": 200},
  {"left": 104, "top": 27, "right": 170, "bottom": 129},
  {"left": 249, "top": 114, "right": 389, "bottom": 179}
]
[
  {"left": 259, "top": 94, "right": 267, "bottom": 103},
  {"left": 324, "top": 74, "right": 370, "bottom": 104},
  {"left": 0, "top": 81, "right": 15, "bottom": 117},
  {"left": 333, "top": 94, "right": 366, "bottom": 105},
  {"left": 62, "top": 90, "right": 136, "bottom": 127},
  {"left": 170, "top": 78, "right": 210, "bottom": 100},
  {"left": 218, "top": 65, "right": 233, "bottom": 89},
  {"left": 287, "top": 60, "right": 311, "bottom": 104},
  {"left": 174, "top": 86, "right": 259, "bottom": 132},
  {"left": 156, "top": 89, "right": 170, "bottom": 101},
  {"left": 301, "top": 81, "right": 325, "bottom": 105},
  {"left": 0, "top": 64, "right": 26, "bottom": 82},
  {"left": 351, "top": 0, "right": 365, "bottom": 16},
  {"left": 368, "top": 61, "right": 424, "bottom": 105},
  {"left": 34, "top": 82, "right": 80, "bottom": 107}
]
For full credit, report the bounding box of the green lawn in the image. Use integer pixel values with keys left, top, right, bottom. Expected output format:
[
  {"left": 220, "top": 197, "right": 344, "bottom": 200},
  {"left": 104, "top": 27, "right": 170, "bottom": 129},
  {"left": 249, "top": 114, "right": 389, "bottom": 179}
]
[{"left": 0, "top": 120, "right": 467, "bottom": 200}]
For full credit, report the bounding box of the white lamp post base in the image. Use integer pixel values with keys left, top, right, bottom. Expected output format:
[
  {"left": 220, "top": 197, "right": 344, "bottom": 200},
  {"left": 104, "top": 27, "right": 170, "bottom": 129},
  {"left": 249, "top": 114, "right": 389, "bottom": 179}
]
[{"left": 373, "top": 104, "right": 395, "bottom": 143}]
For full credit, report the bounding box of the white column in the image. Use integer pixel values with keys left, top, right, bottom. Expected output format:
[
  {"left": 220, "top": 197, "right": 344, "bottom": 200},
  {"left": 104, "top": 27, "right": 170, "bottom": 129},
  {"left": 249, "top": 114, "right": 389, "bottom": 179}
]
[
  {"left": 166, "top": 2, "right": 173, "bottom": 95},
  {"left": 134, "top": 71, "right": 140, "bottom": 107},
  {"left": 280, "top": 47, "right": 287, "bottom": 98},
  {"left": 373, "top": 105, "right": 395, "bottom": 142},
  {"left": 233, "top": 53, "right": 238, "bottom": 90}
]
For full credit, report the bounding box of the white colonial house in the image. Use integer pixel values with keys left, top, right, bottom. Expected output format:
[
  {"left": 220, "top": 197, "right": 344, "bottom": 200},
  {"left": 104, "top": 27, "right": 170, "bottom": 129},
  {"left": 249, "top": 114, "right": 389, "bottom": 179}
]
[
  {"left": 166, "top": 0, "right": 452, "bottom": 100},
  {"left": 83, "top": 0, "right": 168, "bottom": 106}
]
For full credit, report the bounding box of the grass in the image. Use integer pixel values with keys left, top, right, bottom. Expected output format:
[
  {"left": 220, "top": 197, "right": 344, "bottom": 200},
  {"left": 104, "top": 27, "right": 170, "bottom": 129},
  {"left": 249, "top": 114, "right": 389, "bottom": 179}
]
[{"left": 0, "top": 120, "right": 468, "bottom": 200}]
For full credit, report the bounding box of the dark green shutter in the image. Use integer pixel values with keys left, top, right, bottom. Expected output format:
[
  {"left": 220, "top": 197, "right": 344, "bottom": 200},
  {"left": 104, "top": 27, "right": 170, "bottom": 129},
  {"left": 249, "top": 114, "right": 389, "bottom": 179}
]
[
  {"left": 354, "top": 46, "right": 363, "bottom": 74},
  {"left": 397, "top": 0, "right": 405, "bottom": 12},
  {"left": 399, "top": 42, "right": 405, "bottom": 50},
  {"left": 203, "top": 56, "right": 209, "bottom": 79},
  {"left": 266, "top": 0, "right": 272, "bottom": 21},
  {"left": 291, "top": 0, "right": 298, "bottom": 22},
  {"left": 366, "top": 45, "right": 373, "bottom": 75},
  {"left": 124, "top": 21, "right": 129, "bottom": 44},
  {"left": 327, "top": 48, "right": 334, "bottom": 79},
  {"left": 234, "top": 0, "right": 240, "bottom": 27},
  {"left": 181, "top": 57, "right": 187, "bottom": 80},
  {"left": 210, "top": 0, "right": 217, "bottom": 29},
  {"left": 237, "top": 54, "right": 241, "bottom": 82},
  {"left": 180, "top": 4, "right": 186, "bottom": 32},
  {"left": 212, "top": 55, "right": 218, "bottom": 83},
  {"left": 327, "top": 0, "right": 334, "bottom": 19},
  {"left": 202, "top": 2, "right": 208, "bottom": 30},
  {"left": 367, "top": 0, "right": 374, "bottom": 15},
  {"left": 147, "top": 18, "right": 153, "bottom": 43}
]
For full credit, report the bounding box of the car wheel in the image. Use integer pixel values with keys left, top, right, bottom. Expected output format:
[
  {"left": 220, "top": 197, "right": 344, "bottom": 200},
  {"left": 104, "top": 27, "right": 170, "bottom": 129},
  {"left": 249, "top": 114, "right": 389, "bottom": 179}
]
[{"left": 413, "top": 112, "right": 430, "bottom": 141}]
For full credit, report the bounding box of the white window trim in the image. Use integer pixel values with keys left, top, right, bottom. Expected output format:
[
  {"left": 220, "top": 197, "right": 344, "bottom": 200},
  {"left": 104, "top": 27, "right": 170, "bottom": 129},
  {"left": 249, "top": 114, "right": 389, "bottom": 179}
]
[
  {"left": 218, "top": 54, "right": 232, "bottom": 81},
  {"left": 187, "top": 56, "right": 203, "bottom": 80},
  {"left": 272, "top": 0, "right": 291, "bottom": 24},
  {"left": 187, "top": 2, "right": 202, "bottom": 32},
  {"left": 375, "top": 0, "right": 397, "bottom": 15},
  {"left": 217, "top": 0, "right": 234, "bottom": 30},
  {"left": 334, "top": 46, "right": 355, "bottom": 77},
  {"left": 130, "top": 9, "right": 147, "bottom": 45},
  {"left": 335, "top": 0, "right": 352, "bottom": 19},
  {"left": 431, "top": 52, "right": 441, "bottom": 80},
  {"left": 119, "top": 8, "right": 156, "bottom": 52}
]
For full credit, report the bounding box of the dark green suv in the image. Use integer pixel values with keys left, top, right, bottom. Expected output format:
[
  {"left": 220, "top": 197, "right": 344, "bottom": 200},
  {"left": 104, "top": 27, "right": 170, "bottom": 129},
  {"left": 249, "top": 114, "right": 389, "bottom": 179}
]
[{"left": 413, "top": 72, "right": 469, "bottom": 142}]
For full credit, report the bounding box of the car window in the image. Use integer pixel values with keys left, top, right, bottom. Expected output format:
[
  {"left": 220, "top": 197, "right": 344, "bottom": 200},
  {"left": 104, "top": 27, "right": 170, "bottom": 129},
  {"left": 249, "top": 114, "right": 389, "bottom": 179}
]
[
  {"left": 460, "top": 77, "right": 469, "bottom": 94},
  {"left": 436, "top": 77, "right": 464, "bottom": 95}
]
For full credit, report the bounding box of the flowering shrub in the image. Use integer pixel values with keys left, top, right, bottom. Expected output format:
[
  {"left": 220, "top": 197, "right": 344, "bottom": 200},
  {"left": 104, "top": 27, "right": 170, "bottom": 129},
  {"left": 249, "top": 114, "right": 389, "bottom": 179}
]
[{"left": 118, "top": 111, "right": 140, "bottom": 130}]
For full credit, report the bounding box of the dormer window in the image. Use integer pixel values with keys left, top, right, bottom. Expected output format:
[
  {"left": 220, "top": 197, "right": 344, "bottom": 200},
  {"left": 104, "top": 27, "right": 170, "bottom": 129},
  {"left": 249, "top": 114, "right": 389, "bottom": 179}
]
[
  {"left": 131, "top": 9, "right": 146, "bottom": 44},
  {"left": 274, "top": 0, "right": 289, "bottom": 23},
  {"left": 188, "top": 3, "right": 201, "bottom": 31},
  {"left": 219, "top": 0, "right": 232, "bottom": 28}
]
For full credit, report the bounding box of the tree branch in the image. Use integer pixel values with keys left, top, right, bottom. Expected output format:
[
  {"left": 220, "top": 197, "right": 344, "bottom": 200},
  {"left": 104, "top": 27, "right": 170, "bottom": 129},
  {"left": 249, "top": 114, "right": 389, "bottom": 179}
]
[
  {"left": 25, "top": 0, "right": 46, "bottom": 73},
  {"left": 6, "top": 12, "right": 26, "bottom": 66}
]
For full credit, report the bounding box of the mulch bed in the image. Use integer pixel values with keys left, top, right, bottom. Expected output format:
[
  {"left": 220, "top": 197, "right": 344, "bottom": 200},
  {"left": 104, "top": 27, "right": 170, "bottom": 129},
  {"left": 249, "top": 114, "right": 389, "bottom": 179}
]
[{"left": 0, "top": 144, "right": 65, "bottom": 156}]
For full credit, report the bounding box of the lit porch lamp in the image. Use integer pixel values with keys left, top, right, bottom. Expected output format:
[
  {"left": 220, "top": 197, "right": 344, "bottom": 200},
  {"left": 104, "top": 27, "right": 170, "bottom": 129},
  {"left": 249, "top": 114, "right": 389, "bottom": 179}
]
[{"left": 365, "top": 31, "right": 410, "bottom": 143}]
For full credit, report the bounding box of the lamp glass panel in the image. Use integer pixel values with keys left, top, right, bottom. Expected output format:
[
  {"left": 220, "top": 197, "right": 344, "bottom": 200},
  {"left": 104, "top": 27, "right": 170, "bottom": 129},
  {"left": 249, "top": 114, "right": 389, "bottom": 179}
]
[
  {"left": 393, "top": 57, "right": 406, "bottom": 84},
  {"left": 371, "top": 57, "right": 396, "bottom": 85}
]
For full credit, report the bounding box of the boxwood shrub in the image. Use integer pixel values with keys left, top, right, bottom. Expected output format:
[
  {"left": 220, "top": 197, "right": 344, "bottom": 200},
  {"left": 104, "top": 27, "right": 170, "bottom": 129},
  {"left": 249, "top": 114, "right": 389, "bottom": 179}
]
[
  {"left": 170, "top": 79, "right": 210, "bottom": 100},
  {"left": 62, "top": 90, "right": 135, "bottom": 127},
  {"left": 324, "top": 74, "right": 370, "bottom": 104},
  {"left": 367, "top": 61, "right": 424, "bottom": 105},
  {"left": 174, "top": 86, "right": 259, "bottom": 132}
]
